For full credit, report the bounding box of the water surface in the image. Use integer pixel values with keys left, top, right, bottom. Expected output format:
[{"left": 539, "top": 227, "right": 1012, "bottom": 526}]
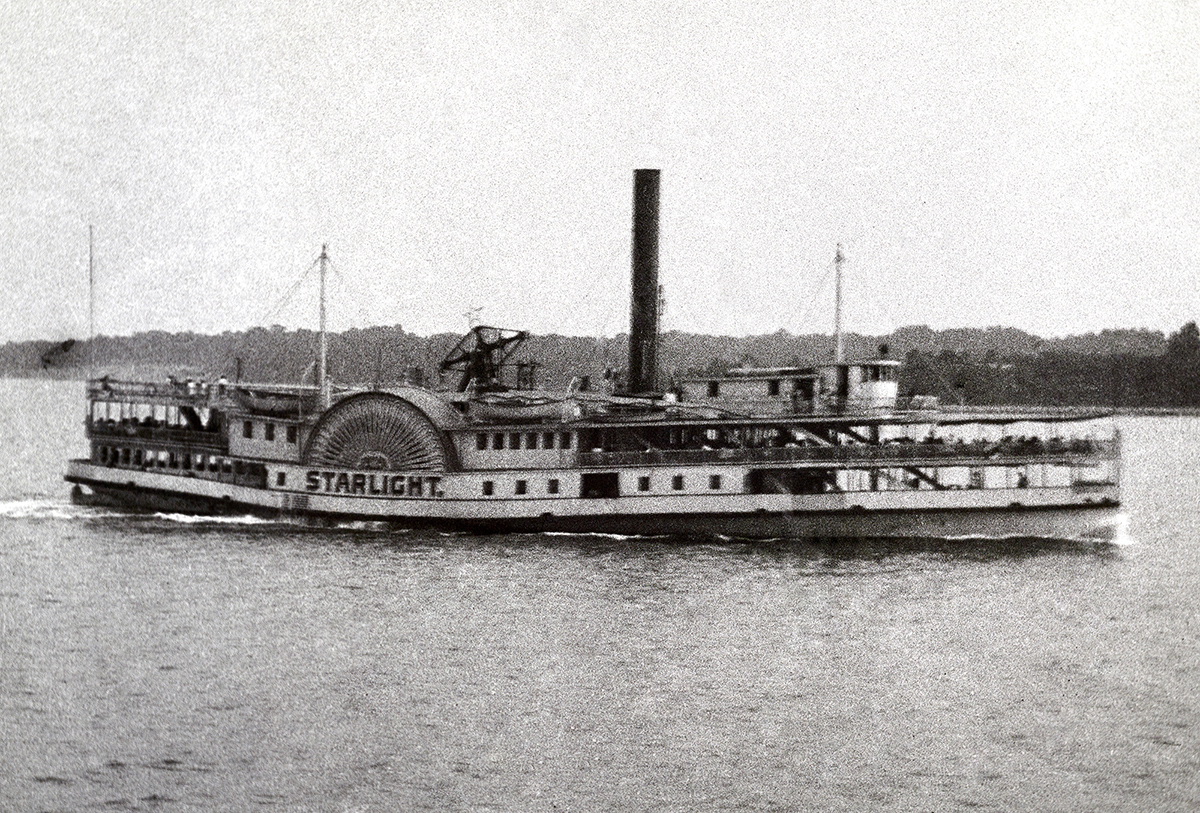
[{"left": 1, "top": 379, "right": 1197, "bottom": 811}]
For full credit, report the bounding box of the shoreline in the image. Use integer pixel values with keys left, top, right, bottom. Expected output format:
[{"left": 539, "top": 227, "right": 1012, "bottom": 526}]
[{"left": 5, "top": 374, "right": 1199, "bottom": 416}]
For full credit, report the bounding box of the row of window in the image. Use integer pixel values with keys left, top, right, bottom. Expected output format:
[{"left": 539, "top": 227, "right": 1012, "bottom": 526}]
[
  {"left": 243, "top": 421, "right": 298, "bottom": 443},
  {"left": 481, "top": 478, "right": 560, "bottom": 496},
  {"left": 95, "top": 445, "right": 265, "bottom": 480},
  {"left": 646, "top": 474, "right": 723, "bottom": 491},
  {"left": 477, "top": 473, "right": 725, "bottom": 496},
  {"left": 475, "top": 431, "right": 573, "bottom": 452}
]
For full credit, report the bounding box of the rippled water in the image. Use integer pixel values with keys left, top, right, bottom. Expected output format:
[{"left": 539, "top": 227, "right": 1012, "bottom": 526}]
[{"left": 2, "top": 379, "right": 1198, "bottom": 811}]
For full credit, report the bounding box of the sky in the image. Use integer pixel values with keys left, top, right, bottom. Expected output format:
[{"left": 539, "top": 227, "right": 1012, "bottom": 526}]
[{"left": 2, "top": 0, "right": 1197, "bottom": 344}]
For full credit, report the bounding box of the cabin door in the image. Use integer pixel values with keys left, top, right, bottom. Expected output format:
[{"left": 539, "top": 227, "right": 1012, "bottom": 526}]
[{"left": 580, "top": 472, "right": 620, "bottom": 498}]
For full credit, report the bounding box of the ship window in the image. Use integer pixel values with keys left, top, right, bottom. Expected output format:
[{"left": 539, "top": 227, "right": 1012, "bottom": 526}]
[
  {"left": 482, "top": 480, "right": 494, "bottom": 496},
  {"left": 638, "top": 476, "right": 650, "bottom": 492},
  {"left": 477, "top": 433, "right": 488, "bottom": 450},
  {"left": 121, "top": 448, "right": 130, "bottom": 465},
  {"left": 547, "top": 478, "right": 560, "bottom": 494},
  {"left": 276, "top": 472, "right": 286, "bottom": 487},
  {"left": 265, "top": 423, "right": 275, "bottom": 441},
  {"left": 157, "top": 451, "right": 168, "bottom": 468},
  {"left": 672, "top": 474, "right": 684, "bottom": 491},
  {"left": 182, "top": 454, "right": 192, "bottom": 471},
  {"left": 99, "top": 447, "right": 109, "bottom": 463},
  {"left": 287, "top": 425, "right": 298, "bottom": 443},
  {"left": 510, "top": 432, "right": 522, "bottom": 449},
  {"left": 492, "top": 433, "right": 505, "bottom": 450},
  {"left": 222, "top": 459, "right": 232, "bottom": 474},
  {"left": 243, "top": 420, "right": 253, "bottom": 439},
  {"left": 169, "top": 452, "right": 178, "bottom": 469},
  {"left": 707, "top": 381, "right": 720, "bottom": 397},
  {"left": 544, "top": 432, "right": 555, "bottom": 449},
  {"left": 526, "top": 432, "right": 539, "bottom": 449},
  {"left": 515, "top": 479, "right": 527, "bottom": 495},
  {"left": 768, "top": 379, "right": 781, "bottom": 396},
  {"left": 559, "top": 432, "right": 572, "bottom": 449},
  {"left": 709, "top": 474, "right": 722, "bottom": 490}
]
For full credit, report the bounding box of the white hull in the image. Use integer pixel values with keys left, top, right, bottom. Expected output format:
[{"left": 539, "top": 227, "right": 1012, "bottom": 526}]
[{"left": 66, "top": 460, "right": 1122, "bottom": 542}]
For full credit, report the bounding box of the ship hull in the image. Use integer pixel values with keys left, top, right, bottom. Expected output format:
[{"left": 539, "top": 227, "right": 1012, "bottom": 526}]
[{"left": 67, "top": 464, "right": 1122, "bottom": 543}]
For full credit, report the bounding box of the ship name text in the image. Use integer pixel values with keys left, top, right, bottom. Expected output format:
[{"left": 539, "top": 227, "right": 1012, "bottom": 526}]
[{"left": 305, "top": 471, "right": 444, "bottom": 498}]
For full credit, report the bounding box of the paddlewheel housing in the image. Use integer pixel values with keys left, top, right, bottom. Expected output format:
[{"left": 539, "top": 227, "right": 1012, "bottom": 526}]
[{"left": 302, "top": 392, "right": 454, "bottom": 471}]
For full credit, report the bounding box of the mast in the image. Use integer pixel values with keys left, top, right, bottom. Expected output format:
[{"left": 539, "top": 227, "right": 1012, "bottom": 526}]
[
  {"left": 834, "top": 243, "right": 844, "bottom": 364},
  {"left": 318, "top": 244, "right": 330, "bottom": 409},
  {"left": 88, "top": 225, "right": 95, "bottom": 378}
]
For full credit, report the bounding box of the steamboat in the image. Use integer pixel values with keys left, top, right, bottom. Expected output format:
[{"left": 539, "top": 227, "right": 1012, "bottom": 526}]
[{"left": 65, "top": 171, "right": 1121, "bottom": 540}]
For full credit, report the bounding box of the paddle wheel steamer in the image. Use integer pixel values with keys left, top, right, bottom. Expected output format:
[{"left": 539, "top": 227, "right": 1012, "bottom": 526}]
[{"left": 66, "top": 171, "right": 1121, "bottom": 540}]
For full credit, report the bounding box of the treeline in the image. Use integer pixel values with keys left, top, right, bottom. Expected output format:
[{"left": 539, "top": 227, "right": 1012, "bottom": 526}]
[{"left": 7, "top": 322, "right": 1200, "bottom": 407}]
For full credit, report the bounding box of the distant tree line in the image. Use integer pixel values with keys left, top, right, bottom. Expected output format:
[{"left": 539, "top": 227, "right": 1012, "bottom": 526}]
[{"left": 7, "top": 321, "right": 1200, "bottom": 408}]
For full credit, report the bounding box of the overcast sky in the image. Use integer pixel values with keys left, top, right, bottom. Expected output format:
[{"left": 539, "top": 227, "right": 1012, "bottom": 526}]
[{"left": 2, "top": 0, "right": 1197, "bottom": 344}]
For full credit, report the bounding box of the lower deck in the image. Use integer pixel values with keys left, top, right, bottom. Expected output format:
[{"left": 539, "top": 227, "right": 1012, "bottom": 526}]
[{"left": 66, "top": 457, "right": 1122, "bottom": 542}]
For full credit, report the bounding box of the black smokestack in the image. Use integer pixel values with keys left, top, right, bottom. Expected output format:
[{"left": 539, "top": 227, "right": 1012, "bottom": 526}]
[{"left": 629, "top": 169, "right": 660, "bottom": 394}]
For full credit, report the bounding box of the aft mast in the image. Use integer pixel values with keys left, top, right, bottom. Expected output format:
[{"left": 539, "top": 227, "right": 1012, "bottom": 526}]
[{"left": 834, "top": 243, "right": 844, "bottom": 364}]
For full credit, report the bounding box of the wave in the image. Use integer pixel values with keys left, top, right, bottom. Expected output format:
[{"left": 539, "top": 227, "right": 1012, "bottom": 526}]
[
  {"left": 150, "top": 512, "right": 280, "bottom": 526},
  {"left": 0, "top": 498, "right": 133, "bottom": 521}
]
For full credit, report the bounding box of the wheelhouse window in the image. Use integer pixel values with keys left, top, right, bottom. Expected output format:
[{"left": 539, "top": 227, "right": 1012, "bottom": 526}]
[
  {"left": 547, "top": 478, "right": 560, "bottom": 494},
  {"left": 510, "top": 432, "right": 522, "bottom": 449},
  {"left": 515, "top": 479, "right": 527, "bottom": 495},
  {"left": 276, "top": 472, "right": 286, "bottom": 486},
  {"left": 477, "top": 433, "right": 488, "bottom": 450},
  {"left": 707, "top": 381, "right": 720, "bottom": 397},
  {"left": 638, "top": 476, "right": 651, "bottom": 492},
  {"left": 672, "top": 474, "right": 684, "bottom": 491},
  {"left": 709, "top": 474, "right": 722, "bottom": 490},
  {"left": 287, "top": 425, "right": 298, "bottom": 444},
  {"left": 768, "top": 379, "right": 781, "bottom": 396},
  {"left": 265, "top": 423, "right": 275, "bottom": 441},
  {"left": 526, "top": 432, "right": 539, "bottom": 449},
  {"left": 482, "top": 480, "right": 494, "bottom": 496},
  {"left": 543, "top": 431, "right": 555, "bottom": 450},
  {"left": 492, "top": 433, "right": 505, "bottom": 450},
  {"left": 243, "top": 420, "right": 253, "bottom": 439},
  {"left": 559, "top": 432, "right": 572, "bottom": 449}
]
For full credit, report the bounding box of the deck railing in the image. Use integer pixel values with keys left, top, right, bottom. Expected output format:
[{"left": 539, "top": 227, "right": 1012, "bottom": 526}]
[
  {"left": 88, "top": 420, "right": 227, "bottom": 450},
  {"left": 576, "top": 438, "right": 1118, "bottom": 469}
]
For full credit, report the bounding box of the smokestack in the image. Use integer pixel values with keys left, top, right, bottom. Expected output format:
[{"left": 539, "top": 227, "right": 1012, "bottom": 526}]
[{"left": 629, "top": 169, "right": 660, "bottom": 394}]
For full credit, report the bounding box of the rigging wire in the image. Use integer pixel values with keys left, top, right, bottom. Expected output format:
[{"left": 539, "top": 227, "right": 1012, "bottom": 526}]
[
  {"left": 219, "top": 249, "right": 323, "bottom": 380},
  {"left": 793, "top": 256, "right": 836, "bottom": 335},
  {"left": 256, "top": 254, "right": 318, "bottom": 327}
]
